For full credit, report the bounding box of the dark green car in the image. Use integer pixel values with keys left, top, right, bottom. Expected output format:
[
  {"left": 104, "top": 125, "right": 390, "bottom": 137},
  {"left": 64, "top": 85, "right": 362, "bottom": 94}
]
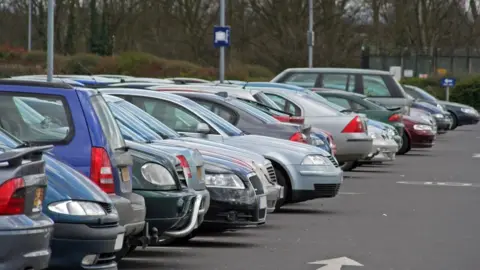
[{"left": 316, "top": 90, "right": 405, "bottom": 136}]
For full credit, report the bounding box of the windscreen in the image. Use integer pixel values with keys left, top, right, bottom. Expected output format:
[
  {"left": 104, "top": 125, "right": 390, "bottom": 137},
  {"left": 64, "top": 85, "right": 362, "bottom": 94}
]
[
  {"left": 90, "top": 95, "right": 126, "bottom": 150},
  {"left": 228, "top": 98, "right": 279, "bottom": 123}
]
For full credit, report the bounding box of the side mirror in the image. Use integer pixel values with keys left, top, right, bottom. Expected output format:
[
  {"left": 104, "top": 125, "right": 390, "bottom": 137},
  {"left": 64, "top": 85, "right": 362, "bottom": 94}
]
[{"left": 196, "top": 123, "right": 210, "bottom": 134}]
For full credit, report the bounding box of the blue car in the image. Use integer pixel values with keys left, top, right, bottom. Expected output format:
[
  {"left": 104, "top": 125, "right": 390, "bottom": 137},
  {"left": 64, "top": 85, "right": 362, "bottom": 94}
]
[
  {"left": 0, "top": 80, "right": 147, "bottom": 260},
  {"left": 410, "top": 100, "right": 451, "bottom": 133},
  {"left": 0, "top": 128, "right": 125, "bottom": 270}
]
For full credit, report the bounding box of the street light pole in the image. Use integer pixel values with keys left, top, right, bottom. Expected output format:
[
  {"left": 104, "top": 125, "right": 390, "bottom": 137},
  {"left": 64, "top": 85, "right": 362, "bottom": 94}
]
[
  {"left": 219, "top": 0, "right": 225, "bottom": 83},
  {"left": 28, "top": 0, "right": 32, "bottom": 51},
  {"left": 307, "top": 0, "right": 314, "bottom": 68},
  {"left": 46, "top": 0, "right": 54, "bottom": 82}
]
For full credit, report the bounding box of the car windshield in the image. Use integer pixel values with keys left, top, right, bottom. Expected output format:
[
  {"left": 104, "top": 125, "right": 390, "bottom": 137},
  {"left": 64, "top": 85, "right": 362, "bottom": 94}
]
[
  {"left": 253, "top": 92, "right": 282, "bottom": 110},
  {"left": 107, "top": 102, "right": 164, "bottom": 142},
  {"left": 182, "top": 99, "right": 244, "bottom": 136},
  {"left": 0, "top": 94, "right": 73, "bottom": 144},
  {"left": 228, "top": 98, "right": 279, "bottom": 123},
  {"left": 113, "top": 99, "right": 180, "bottom": 139},
  {"left": 0, "top": 127, "right": 22, "bottom": 148},
  {"left": 361, "top": 97, "right": 387, "bottom": 110},
  {"left": 90, "top": 95, "right": 126, "bottom": 150},
  {"left": 411, "top": 86, "right": 438, "bottom": 103}
]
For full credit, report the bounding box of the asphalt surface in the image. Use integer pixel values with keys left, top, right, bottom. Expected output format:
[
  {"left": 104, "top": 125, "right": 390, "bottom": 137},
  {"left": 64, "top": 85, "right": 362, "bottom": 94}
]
[{"left": 119, "top": 125, "right": 480, "bottom": 270}]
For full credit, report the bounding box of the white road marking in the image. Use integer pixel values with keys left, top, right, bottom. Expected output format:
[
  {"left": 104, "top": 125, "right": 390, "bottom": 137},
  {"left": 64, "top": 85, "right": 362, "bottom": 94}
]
[
  {"left": 397, "top": 181, "right": 479, "bottom": 187},
  {"left": 472, "top": 153, "right": 480, "bottom": 158},
  {"left": 339, "top": 192, "right": 365, "bottom": 195},
  {"left": 308, "top": 256, "right": 363, "bottom": 270}
]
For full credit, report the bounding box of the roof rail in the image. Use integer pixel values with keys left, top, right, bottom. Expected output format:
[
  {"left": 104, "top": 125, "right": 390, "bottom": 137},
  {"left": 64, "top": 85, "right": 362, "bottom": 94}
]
[{"left": 0, "top": 79, "right": 73, "bottom": 89}]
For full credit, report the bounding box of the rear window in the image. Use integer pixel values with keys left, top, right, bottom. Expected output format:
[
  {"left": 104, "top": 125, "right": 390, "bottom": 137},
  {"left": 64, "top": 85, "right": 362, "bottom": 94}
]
[
  {"left": 90, "top": 95, "right": 126, "bottom": 150},
  {"left": 0, "top": 93, "right": 73, "bottom": 144}
]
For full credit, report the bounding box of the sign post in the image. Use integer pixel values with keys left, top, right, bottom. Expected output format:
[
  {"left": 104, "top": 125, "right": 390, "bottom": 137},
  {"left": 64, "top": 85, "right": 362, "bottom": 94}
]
[
  {"left": 440, "top": 78, "right": 456, "bottom": 101},
  {"left": 307, "top": 0, "right": 314, "bottom": 68},
  {"left": 214, "top": 0, "right": 230, "bottom": 83}
]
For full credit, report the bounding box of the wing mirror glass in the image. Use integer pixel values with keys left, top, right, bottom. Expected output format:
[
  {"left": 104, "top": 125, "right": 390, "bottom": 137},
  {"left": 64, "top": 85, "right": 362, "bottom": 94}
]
[{"left": 196, "top": 123, "right": 210, "bottom": 134}]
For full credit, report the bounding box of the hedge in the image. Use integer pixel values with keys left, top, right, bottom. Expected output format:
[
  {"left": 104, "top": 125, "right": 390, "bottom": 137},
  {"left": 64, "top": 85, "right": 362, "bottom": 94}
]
[
  {"left": 0, "top": 47, "right": 275, "bottom": 82},
  {"left": 401, "top": 76, "right": 480, "bottom": 109}
]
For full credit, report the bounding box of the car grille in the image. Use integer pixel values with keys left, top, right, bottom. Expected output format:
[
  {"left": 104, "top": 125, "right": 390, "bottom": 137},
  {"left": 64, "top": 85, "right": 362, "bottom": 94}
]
[
  {"left": 175, "top": 163, "right": 187, "bottom": 187},
  {"left": 249, "top": 175, "right": 265, "bottom": 195},
  {"left": 313, "top": 184, "right": 341, "bottom": 198},
  {"left": 101, "top": 203, "right": 113, "bottom": 214},
  {"left": 265, "top": 163, "right": 277, "bottom": 183},
  {"left": 328, "top": 155, "right": 339, "bottom": 167}
]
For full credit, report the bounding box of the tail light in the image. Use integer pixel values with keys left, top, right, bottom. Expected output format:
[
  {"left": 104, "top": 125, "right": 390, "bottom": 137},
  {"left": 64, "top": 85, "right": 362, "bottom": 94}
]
[
  {"left": 273, "top": 115, "right": 290, "bottom": 123},
  {"left": 176, "top": 155, "right": 192, "bottom": 179},
  {"left": 388, "top": 114, "right": 402, "bottom": 122},
  {"left": 90, "top": 147, "right": 115, "bottom": 194},
  {"left": 341, "top": 116, "right": 365, "bottom": 133},
  {"left": 289, "top": 116, "right": 305, "bottom": 124},
  {"left": 0, "top": 177, "right": 25, "bottom": 215},
  {"left": 290, "top": 132, "right": 307, "bottom": 143}
]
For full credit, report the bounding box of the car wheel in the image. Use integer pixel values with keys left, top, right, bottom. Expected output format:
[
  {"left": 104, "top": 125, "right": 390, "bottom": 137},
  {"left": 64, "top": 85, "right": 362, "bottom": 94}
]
[
  {"left": 273, "top": 167, "right": 290, "bottom": 211},
  {"left": 340, "top": 161, "right": 357, "bottom": 171},
  {"left": 397, "top": 131, "right": 410, "bottom": 155},
  {"left": 449, "top": 111, "right": 458, "bottom": 130}
]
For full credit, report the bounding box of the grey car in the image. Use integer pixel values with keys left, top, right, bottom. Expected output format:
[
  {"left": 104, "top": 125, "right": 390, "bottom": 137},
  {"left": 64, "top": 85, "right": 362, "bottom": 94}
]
[
  {"left": 0, "top": 144, "right": 54, "bottom": 270},
  {"left": 98, "top": 88, "right": 343, "bottom": 209},
  {"left": 271, "top": 67, "right": 413, "bottom": 111}
]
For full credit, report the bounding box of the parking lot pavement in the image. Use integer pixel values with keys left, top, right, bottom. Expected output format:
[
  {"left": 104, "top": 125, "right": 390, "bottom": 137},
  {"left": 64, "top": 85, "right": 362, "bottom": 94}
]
[{"left": 119, "top": 125, "right": 480, "bottom": 270}]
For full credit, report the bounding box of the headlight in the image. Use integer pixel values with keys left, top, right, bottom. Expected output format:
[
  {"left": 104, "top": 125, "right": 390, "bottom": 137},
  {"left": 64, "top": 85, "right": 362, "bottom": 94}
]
[
  {"left": 301, "top": 155, "right": 328, "bottom": 165},
  {"left": 48, "top": 200, "right": 107, "bottom": 216},
  {"left": 310, "top": 134, "right": 325, "bottom": 146},
  {"left": 461, "top": 107, "right": 478, "bottom": 115},
  {"left": 434, "top": 113, "right": 444, "bottom": 118},
  {"left": 204, "top": 173, "right": 245, "bottom": 189},
  {"left": 141, "top": 163, "right": 176, "bottom": 186},
  {"left": 413, "top": 124, "right": 433, "bottom": 131}
]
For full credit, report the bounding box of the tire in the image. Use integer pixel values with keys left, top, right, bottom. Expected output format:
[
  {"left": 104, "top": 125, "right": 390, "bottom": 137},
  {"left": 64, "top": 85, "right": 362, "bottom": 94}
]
[
  {"left": 397, "top": 131, "right": 410, "bottom": 155},
  {"left": 273, "top": 167, "right": 290, "bottom": 211},
  {"left": 115, "top": 244, "right": 137, "bottom": 261},
  {"left": 449, "top": 111, "right": 458, "bottom": 130},
  {"left": 340, "top": 161, "right": 357, "bottom": 171}
]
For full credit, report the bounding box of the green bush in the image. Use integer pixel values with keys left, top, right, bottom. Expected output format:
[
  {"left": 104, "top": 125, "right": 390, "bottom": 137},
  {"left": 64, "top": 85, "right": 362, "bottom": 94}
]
[
  {"left": 244, "top": 64, "right": 274, "bottom": 79},
  {"left": 64, "top": 53, "right": 102, "bottom": 74}
]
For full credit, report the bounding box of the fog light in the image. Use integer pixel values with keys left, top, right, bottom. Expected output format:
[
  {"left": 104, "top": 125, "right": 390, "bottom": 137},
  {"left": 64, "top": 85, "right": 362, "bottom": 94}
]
[{"left": 81, "top": 254, "right": 98, "bottom": 266}]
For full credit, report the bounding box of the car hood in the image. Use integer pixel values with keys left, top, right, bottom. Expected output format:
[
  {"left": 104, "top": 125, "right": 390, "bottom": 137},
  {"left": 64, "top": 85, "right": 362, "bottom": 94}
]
[
  {"left": 438, "top": 100, "right": 472, "bottom": 109},
  {"left": 126, "top": 140, "right": 178, "bottom": 166},
  {"left": 202, "top": 154, "right": 254, "bottom": 177},
  {"left": 44, "top": 155, "right": 111, "bottom": 204},
  {"left": 413, "top": 101, "right": 443, "bottom": 114}
]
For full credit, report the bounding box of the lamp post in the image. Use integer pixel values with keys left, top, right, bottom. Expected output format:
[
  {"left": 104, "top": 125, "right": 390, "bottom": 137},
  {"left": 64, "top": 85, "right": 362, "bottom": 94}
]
[{"left": 46, "top": 0, "right": 54, "bottom": 82}]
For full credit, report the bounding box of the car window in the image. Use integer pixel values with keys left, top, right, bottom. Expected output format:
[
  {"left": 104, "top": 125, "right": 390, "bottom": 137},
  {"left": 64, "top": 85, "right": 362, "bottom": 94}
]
[
  {"left": 252, "top": 92, "right": 282, "bottom": 110},
  {"left": 322, "top": 74, "right": 349, "bottom": 91},
  {"left": 264, "top": 93, "right": 287, "bottom": 109},
  {"left": 229, "top": 99, "right": 279, "bottom": 123},
  {"left": 211, "top": 104, "right": 237, "bottom": 124},
  {"left": 283, "top": 73, "right": 318, "bottom": 88},
  {"left": 129, "top": 96, "right": 212, "bottom": 134},
  {"left": 195, "top": 99, "right": 215, "bottom": 111},
  {"left": 324, "top": 96, "right": 352, "bottom": 109},
  {"left": 403, "top": 86, "right": 422, "bottom": 99},
  {"left": 90, "top": 95, "right": 126, "bottom": 150},
  {"left": 362, "top": 75, "right": 391, "bottom": 97},
  {"left": 0, "top": 93, "right": 73, "bottom": 144}
]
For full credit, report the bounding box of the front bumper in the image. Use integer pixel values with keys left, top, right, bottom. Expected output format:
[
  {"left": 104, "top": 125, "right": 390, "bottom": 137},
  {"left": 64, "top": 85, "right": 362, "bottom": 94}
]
[
  {"left": 434, "top": 117, "right": 451, "bottom": 132},
  {"left": 202, "top": 187, "right": 267, "bottom": 229},
  {"left": 409, "top": 130, "right": 436, "bottom": 148},
  {"left": 457, "top": 112, "right": 480, "bottom": 126},
  {"left": 266, "top": 184, "right": 283, "bottom": 213},
  {"left": 361, "top": 138, "right": 398, "bottom": 162},
  {"left": 49, "top": 222, "right": 125, "bottom": 270},
  {"left": 109, "top": 194, "right": 146, "bottom": 237},
  {"left": 335, "top": 134, "right": 372, "bottom": 162},
  {"left": 0, "top": 214, "right": 53, "bottom": 270},
  {"left": 287, "top": 164, "right": 343, "bottom": 203}
]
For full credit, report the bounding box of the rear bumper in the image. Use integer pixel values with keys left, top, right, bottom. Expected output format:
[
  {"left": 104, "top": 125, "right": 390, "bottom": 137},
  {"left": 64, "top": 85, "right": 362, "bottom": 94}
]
[
  {"left": 0, "top": 214, "right": 54, "bottom": 270},
  {"left": 335, "top": 135, "right": 372, "bottom": 162},
  {"left": 49, "top": 222, "right": 125, "bottom": 270},
  {"left": 409, "top": 130, "right": 436, "bottom": 148},
  {"left": 362, "top": 139, "right": 398, "bottom": 162},
  {"left": 202, "top": 187, "right": 266, "bottom": 228},
  {"left": 109, "top": 194, "right": 146, "bottom": 237}
]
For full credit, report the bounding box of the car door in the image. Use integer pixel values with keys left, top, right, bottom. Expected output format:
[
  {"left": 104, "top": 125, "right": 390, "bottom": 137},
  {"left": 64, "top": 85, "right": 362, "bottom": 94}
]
[
  {"left": 125, "top": 95, "right": 225, "bottom": 142},
  {"left": 360, "top": 74, "right": 411, "bottom": 109}
]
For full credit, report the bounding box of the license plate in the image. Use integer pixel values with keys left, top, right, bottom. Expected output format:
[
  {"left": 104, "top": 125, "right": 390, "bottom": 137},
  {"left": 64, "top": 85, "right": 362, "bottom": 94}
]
[
  {"left": 259, "top": 196, "right": 267, "bottom": 209},
  {"left": 121, "top": 167, "right": 130, "bottom": 182},
  {"left": 32, "top": 188, "right": 44, "bottom": 212},
  {"left": 114, "top": 233, "right": 124, "bottom": 251},
  {"left": 196, "top": 166, "right": 202, "bottom": 179}
]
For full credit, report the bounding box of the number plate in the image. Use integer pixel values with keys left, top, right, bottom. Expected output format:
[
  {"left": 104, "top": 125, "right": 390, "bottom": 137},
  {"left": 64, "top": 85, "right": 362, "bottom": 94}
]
[
  {"left": 114, "top": 233, "right": 124, "bottom": 251},
  {"left": 121, "top": 167, "right": 130, "bottom": 182},
  {"left": 259, "top": 196, "right": 267, "bottom": 209},
  {"left": 32, "top": 188, "right": 44, "bottom": 212}
]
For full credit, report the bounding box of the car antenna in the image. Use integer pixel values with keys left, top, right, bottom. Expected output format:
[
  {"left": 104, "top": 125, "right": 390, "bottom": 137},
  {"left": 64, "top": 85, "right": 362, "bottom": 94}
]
[
  {"left": 242, "top": 81, "right": 249, "bottom": 90},
  {"left": 75, "top": 60, "right": 98, "bottom": 86}
]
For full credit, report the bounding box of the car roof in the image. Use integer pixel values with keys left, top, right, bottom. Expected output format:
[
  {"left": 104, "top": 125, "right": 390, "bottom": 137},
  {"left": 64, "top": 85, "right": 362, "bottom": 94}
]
[
  {"left": 316, "top": 89, "right": 367, "bottom": 98},
  {"left": 97, "top": 87, "right": 189, "bottom": 102},
  {"left": 0, "top": 79, "right": 74, "bottom": 89},
  {"left": 278, "top": 67, "right": 391, "bottom": 75}
]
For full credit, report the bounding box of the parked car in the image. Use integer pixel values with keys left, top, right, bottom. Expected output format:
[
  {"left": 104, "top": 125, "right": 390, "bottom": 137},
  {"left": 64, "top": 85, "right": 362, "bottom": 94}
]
[
  {"left": 243, "top": 82, "right": 308, "bottom": 91},
  {"left": 166, "top": 77, "right": 211, "bottom": 84},
  {"left": 121, "top": 77, "right": 175, "bottom": 84},
  {"left": 96, "top": 74, "right": 136, "bottom": 80},
  {"left": 315, "top": 90, "right": 405, "bottom": 137},
  {"left": 361, "top": 120, "right": 399, "bottom": 164},
  {"left": 0, "top": 140, "right": 54, "bottom": 270},
  {"left": 410, "top": 100, "right": 451, "bottom": 133},
  {"left": 271, "top": 68, "right": 413, "bottom": 111},
  {"left": 103, "top": 95, "right": 275, "bottom": 216},
  {"left": 0, "top": 128, "right": 125, "bottom": 270},
  {"left": 19, "top": 75, "right": 121, "bottom": 87},
  {"left": 98, "top": 88, "right": 343, "bottom": 209},
  {"left": 237, "top": 86, "right": 372, "bottom": 170},
  {"left": 9, "top": 76, "right": 86, "bottom": 87},
  {"left": 402, "top": 85, "right": 479, "bottom": 130},
  {"left": 401, "top": 114, "right": 436, "bottom": 152},
  {"left": 0, "top": 80, "right": 147, "bottom": 260},
  {"left": 105, "top": 82, "right": 169, "bottom": 89}
]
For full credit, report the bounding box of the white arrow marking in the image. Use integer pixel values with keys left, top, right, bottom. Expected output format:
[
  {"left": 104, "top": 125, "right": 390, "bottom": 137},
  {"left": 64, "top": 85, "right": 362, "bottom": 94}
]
[
  {"left": 308, "top": 256, "right": 363, "bottom": 270},
  {"left": 472, "top": 153, "right": 480, "bottom": 158}
]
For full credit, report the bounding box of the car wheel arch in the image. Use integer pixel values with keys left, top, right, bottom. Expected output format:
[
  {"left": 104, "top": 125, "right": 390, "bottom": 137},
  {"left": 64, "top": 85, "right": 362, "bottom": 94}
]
[{"left": 267, "top": 158, "right": 293, "bottom": 202}]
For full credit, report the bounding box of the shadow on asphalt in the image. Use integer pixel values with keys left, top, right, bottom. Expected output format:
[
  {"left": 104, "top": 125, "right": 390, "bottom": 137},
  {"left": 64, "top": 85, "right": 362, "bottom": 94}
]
[
  {"left": 405, "top": 152, "right": 434, "bottom": 157},
  {"left": 128, "top": 249, "right": 191, "bottom": 258},
  {"left": 119, "top": 259, "right": 193, "bottom": 269},
  {"left": 343, "top": 175, "right": 370, "bottom": 179},
  {"left": 275, "top": 208, "right": 336, "bottom": 215},
  {"left": 196, "top": 231, "right": 257, "bottom": 238},
  {"left": 176, "top": 239, "right": 258, "bottom": 248},
  {"left": 353, "top": 169, "right": 394, "bottom": 174}
]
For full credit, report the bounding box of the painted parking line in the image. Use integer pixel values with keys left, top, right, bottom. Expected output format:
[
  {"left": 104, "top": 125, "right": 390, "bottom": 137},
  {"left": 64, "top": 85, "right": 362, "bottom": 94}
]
[
  {"left": 397, "top": 181, "right": 480, "bottom": 187},
  {"left": 338, "top": 192, "right": 365, "bottom": 195},
  {"left": 472, "top": 153, "right": 480, "bottom": 158}
]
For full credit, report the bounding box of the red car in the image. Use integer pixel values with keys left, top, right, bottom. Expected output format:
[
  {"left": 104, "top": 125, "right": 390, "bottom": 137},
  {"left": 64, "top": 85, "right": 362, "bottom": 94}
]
[{"left": 398, "top": 115, "right": 436, "bottom": 154}]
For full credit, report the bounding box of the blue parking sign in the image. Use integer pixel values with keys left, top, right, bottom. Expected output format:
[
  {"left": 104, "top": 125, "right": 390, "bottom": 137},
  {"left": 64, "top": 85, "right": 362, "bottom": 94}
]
[
  {"left": 440, "top": 78, "right": 456, "bottom": 87},
  {"left": 213, "top": 26, "right": 231, "bottom": 48}
]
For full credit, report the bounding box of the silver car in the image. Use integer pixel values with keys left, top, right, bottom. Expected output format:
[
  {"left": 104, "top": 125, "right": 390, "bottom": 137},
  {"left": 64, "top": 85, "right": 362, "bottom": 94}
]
[
  {"left": 362, "top": 124, "right": 398, "bottom": 163},
  {"left": 98, "top": 88, "right": 343, "bottom": 209}
]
